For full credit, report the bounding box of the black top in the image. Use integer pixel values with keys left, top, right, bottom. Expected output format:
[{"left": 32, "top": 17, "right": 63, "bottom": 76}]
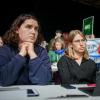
[
  {"left": 57, "top": 55, "right": 96, "bottom": 84},
  {"left": 93, "top": 72, "right": 100, "bottom": 96}
]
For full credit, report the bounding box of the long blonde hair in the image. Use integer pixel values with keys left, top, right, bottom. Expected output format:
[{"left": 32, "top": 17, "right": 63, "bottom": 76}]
[{"left": 65, "top": 30, "right": 89, "bottom": 59}]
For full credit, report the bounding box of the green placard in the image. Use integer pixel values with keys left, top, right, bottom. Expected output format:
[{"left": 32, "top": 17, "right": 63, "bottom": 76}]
[{"left": 82, "top": 16, "right": 94, "bottom": 35}]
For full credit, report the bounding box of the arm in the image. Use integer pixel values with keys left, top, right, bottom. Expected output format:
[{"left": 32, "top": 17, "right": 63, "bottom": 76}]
[
  {"left": 28, "top": 47, "right": 52, "bottom": 85},
  {"left": 0, "top": 46, "right": 26, "bottom": 86},
  {"left": 57, "top": 56, "right": 71, "bottom": 84}
]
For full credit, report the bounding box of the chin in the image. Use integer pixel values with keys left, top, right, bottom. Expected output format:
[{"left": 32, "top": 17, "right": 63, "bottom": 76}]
[{"left": 79, "top": 51, "right": 85, "bottom": 53}]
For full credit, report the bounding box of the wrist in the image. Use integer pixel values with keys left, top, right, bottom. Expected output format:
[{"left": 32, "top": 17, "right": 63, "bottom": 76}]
[
  {"left": 19, "top": 52, "right": 26, "bottom": 57},
  {"left": 29, "top": 53, "right": 37, "bottom": 59}
]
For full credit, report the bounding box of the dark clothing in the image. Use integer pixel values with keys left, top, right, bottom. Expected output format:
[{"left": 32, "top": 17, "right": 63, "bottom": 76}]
[
  {"left": 93, "top": 72, "right": 100, "bottom": 96},
  {"left": 0, "top": 44, "right": 52, "bottom": 86},
  {"left": 57, "top": 55, "right": 96, "bottom": 85}
]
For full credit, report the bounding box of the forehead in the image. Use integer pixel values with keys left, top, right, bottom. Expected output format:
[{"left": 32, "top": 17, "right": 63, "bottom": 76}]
[
  {"left": 73, "top": 34, "right": 84, "bottom": 40},
  {"left": 22, "top": 19, "right": 38, "bottom": 26},
  {"left": 55, "top": 41, "right": 62, "bottom": 45}
]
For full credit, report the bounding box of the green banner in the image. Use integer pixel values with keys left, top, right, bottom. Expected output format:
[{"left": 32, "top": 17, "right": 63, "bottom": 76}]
[{"left": 82, "top": 16, "right": 94, "bottom": 35}]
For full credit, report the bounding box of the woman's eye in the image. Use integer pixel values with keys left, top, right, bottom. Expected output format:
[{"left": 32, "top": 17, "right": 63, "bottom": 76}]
[
  {"left": 26, "top": 25, "right": 32, "bottom": 29},
  {"left": 34, "top": 27, "right": 39, "bottom": 31}
]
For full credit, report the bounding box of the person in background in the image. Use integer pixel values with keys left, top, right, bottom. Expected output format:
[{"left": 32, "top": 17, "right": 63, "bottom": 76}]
[
  {"left": 0, "top": 36, "right": 3, "bottom": 47},
  {"left": 48, "top": 37, "right": 65, "bottom": 63},
  {"left": 0, "top": 13, "right": 52, "bottom": 86},
  {"left": 57, "top": 30, "right": 96, "bottom": 85},
  {"left": 62, "top": 32, "right": 69, "bottom": 49},
  {"left": 85, "top": 34, "right": 95, "bottom": 39},
  {"left": 54, "top": 30, "right": 62, "bottom": 39},
  {"left": 48, "top": 30, "right": 62, "bottom": 50},
  {"left": 48, "top": 37, "right": 65, "bottom": 84},
  {"left": 91, "top": 34, "right": 95, "bottom": 38},
  {"left": 40, "top": 40, "right": 48, "bottom": 49},
  {"left": 38, "top": 32, "right": 48, "bottom": 49}
]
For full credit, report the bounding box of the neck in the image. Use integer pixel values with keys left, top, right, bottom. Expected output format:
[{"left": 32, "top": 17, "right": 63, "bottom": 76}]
[{"left": 74, "top": 52, "right": 83, "bottom": 60}]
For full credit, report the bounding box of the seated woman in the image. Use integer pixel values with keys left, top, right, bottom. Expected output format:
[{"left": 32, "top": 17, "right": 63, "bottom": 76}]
[
  {"left": 57, "top": 30, "right": 97, "bottom": 85},
  {"left": 0, "top": 14, "right": 52, "bottom": 86}
]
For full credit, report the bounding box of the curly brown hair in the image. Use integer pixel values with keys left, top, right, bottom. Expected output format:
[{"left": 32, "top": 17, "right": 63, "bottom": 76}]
[{"left": 3, "top": 13, "right": 42, "bottom": 48}]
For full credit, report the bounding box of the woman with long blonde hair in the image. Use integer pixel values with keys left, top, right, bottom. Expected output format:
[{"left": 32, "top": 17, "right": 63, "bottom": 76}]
[{"left": 57, "top": 30, "right": 96, "bottom": 85}]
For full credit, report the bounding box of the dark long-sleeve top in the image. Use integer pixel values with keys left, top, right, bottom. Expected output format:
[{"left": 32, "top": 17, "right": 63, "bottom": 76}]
[
  {"left": 93, "top": 72, "right": 100, "bottom": 96},
  {"left": 57, "top": 55, "right": 96, "bottom": 85},
  {"left": 0, "top": 44, "right": 52, "bottom": 86}
]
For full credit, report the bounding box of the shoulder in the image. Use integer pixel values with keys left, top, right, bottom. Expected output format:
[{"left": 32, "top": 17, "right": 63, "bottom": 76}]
[
  {"left": 60, "top": 55, "right": 71, "bottom": 60},
  {"left": 88, "top": 58, "right": 96, "bottom": 64},
  {"left": 35, "top": 44, "right": 48, "bottom": 54},
  {"left": 84, "top": 58, "right": 96, "bottom": 69},
  {"left": 57, "top": 55, "right": 72, "bottom": 68},
  {"left": 35, "top": 44, "right": 45, "bottom": 51},
  {"left": 59, "top": 55, "right": 70, "bottom": 62},
  {"left": 0, "top": 45, "right": 12, "bottom": 52},
  {"left": 0, "top": 45, "right": 15, "bottom": 60}
]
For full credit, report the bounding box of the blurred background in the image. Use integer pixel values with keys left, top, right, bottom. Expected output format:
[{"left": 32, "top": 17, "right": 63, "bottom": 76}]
[{"left": 0, "top": 0, "right": 100, "bottom": 42}]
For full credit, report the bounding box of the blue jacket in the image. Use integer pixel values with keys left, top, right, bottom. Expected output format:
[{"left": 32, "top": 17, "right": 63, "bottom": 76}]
[{"left": 0, "top": 44, "right": 52, "bottom": 86}]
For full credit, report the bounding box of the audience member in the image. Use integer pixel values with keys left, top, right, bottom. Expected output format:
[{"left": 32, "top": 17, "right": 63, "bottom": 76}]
[
  {"left": 48, "top": 37, "right": 65, "bottom": 84},
  {"left": 62, "top": 32, "right": 69, "bottom": 49},
  {"left": 85, "top": 34, "right": 95, "bottom": 39},
  {"left": 0, "top": 13, "right": 52, "bottom": 86},
  {"left": 57, "top": 29, "right": 96, "bottom": 85},
  {"left": 48, "top": 30, "right": 62, "bottom": 51},
  {"left": 40, "top": 40, "right": 48, "bottom": 49},
  {"left": 48, "top": 37, "right": 65, "bottom": 63},
  {"left": 54, "top": 30, "right": 62, "bottom": 39},
  {"left": 38, "top": 32, "right": 48, "bottom": 49}
]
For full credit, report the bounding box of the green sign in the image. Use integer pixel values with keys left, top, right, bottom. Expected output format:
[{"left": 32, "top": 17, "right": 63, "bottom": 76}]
[{"left": 82, "top": 16, "right": 94, "bottom": 35}]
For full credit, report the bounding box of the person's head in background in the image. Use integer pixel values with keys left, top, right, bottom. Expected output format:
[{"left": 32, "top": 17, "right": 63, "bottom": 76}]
[
  {"left": 0, "top": 36, "right": 3, "bottom": 46},
  {"left": 85, "top": 34, "right": 95, "bottom": 39},
  {"left": 65, "top": 29, "right": 89, "bottom": 59},
  {"left": 3, "top": 13, "right": 42, "bottom": 48},
  {"left": 62, "top": 32, "right": 69, "bottom": 48},
  {"left": 49, "top": 37, "right": 65, "bottom": 51},
  {"left": 55, "top": 30, "right": 62, "bottom": 39},
  {"left": 40, "top": 40, "right": 48, "bottom": 48}
]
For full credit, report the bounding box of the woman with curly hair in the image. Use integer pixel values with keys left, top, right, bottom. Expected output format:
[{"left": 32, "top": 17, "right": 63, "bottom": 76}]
[{"left": 0, "top": 13, "right": 52, "bottom": 86}]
